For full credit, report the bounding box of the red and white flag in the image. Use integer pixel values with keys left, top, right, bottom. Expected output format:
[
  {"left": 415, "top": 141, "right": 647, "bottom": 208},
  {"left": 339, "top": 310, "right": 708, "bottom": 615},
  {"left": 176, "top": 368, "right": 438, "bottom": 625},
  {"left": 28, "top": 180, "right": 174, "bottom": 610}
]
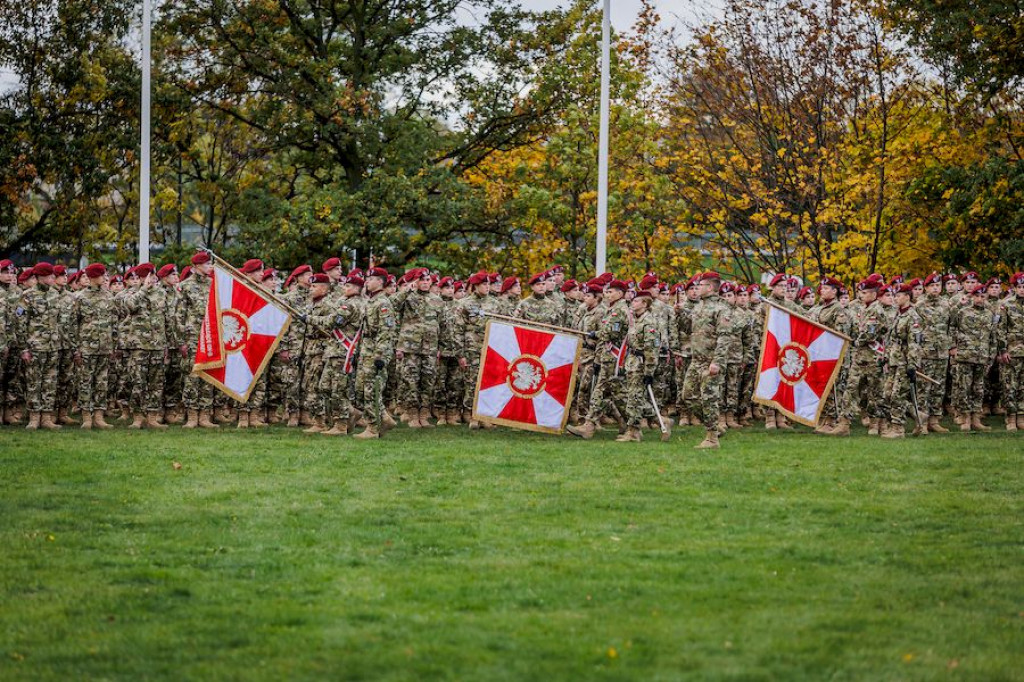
[
  {"left": 753, "top": 302, "right": 849, "bottom": 426},
  {"left": 472, "top": 320, "right": 582, "bottom": 434},
  {"left": 333, "top": 328, "right": 362, "bottom": 374},
  {"left": 607, "top": 340, "right": 628, "bottom": 376},
  {"left": 193, "top": 264, "right": 292, "bottom": 402}
]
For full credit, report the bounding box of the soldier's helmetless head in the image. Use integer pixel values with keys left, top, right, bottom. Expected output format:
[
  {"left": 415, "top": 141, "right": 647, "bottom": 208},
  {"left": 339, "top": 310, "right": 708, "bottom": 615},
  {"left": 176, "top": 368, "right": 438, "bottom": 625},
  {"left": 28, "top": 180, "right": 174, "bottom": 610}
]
[
  {"left": 310, "top": 281, "right": 329, "bottom": 299},
  {"left": 365, "top": 275, "right": 384, "bottom": 293},
  {"left": 971, "top": 289, "right": 987, "bottom": 305},
  {"left": 896, "top": 290, "right": 912, "bottom": 307},
  {"left": 630, "top": 295, "right": 650, "bottom": 313},
  {"left": 987, "top": 283, "right": 1002, "bottom": 297},
  {"left": 926, "top": 281, "right": 942, "bottom": 295}
]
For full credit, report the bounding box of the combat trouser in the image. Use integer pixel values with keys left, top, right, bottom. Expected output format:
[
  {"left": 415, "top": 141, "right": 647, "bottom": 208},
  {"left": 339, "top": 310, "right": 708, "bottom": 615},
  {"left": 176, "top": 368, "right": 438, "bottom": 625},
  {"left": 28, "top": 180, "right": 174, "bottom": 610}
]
[
  {"left": 318, "top": 357, "right": 353, "bottom": 424},
  {"left": 24, "top": 350, "right": 58, "bottom": 412},
  {"left": 841, "top": 352, "right": 883, "bottom": 421},
  {"left": 77, "top": 353, "right": 110, "bottom": 412},
  {"left": 953, "top": 360, "right": 987, "bottom": 415},
  {"left": 920, "top": 358, "right": 948, "bottom": 417},
  {"left": 681, "top": 358, "right": 723, "bottom": 431},
  {"left": 128, "top": 349, "right": 165, "bottom": 413},
  {"left": 585, "top": 360, "right": 626, "bottom": 423},
  {"left": 398, "top": 352, "right": 438, "bottom": 411},
  {"left": 1001, "top": 356, "right": 1024, "bottom": 416}
]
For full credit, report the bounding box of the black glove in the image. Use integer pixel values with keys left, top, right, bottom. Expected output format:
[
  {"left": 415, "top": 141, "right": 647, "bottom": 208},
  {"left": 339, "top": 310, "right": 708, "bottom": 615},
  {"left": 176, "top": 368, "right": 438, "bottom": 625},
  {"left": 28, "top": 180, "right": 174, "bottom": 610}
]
[
  {"left": 643, "top": 375, "right": 654, "bottom": 387},
  {"left": 586, "top": 331, "right": 597, "bottom": 340},
  {"left": 373, "top": 358, "right": 385, "bottom": 372},
  {"left": 299, "top": 313, "right": 309, "bottom": 324},
  {"left": 906, "top": 367, "right": 917, "bottom": 381}
]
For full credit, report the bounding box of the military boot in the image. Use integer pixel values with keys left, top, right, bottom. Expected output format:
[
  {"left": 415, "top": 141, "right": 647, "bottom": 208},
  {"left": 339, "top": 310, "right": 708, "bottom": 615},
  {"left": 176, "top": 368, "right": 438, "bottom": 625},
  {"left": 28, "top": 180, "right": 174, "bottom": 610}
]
[
  {"left": 321, "top": 420, "right": 348, "bottom": 436},
  {"left": 382, "top": 411, "right": 398, "bottom": 429},
  {"left": 911, "top": 420, "right": 928, "bottom": 436},
  {"left": 183, "top": 409, "right": 199, "bottom": 429},
  {"left": 25, "top": 411, "right": 41, "bottom": 430},
  {"left": 198, "top": 410, "right": 220, "bottom": 428},
  {"left": 566, "top": 421, "right": 597, "bottom": 440},
  {"left": 468, "top": 419, "right": 482, "bottom": 430},
  {"left": 93, "top": 410, "right": 113, "bottom": 429},
  {"left": 638, "top": 418, "right": 650, "bottom": 430},
  {"left": 165, "top": 408, "right": 184, "bottom": 425},
  {"left": 353, "top": 426, "right": 380, "bottom": 439},
  {"left": 677, "top": 412, "right": 691, "bottom": 427},
  {"left": 860, "top": 415, "right": 871, "bottom": 427},
  {"left": 146, "top": 412, "right": 168, "bottom": 430},
  {"left": 928, "top": 416, "right": 949, "bottom": 433},
  {"left": 694, "top": 429, "right": 720, "bottom": 449},
  {"left": 405, "top": 406, "right": 422, "bottom": 428},
  {"left": 1004, "top": 415, "right": 1017, "bottom": 432},
  {"left": 286, "top": 411, "right": 300, "bottom": 428},
  {"left": 971, "top": 413, "right": 991, "bottom": 432},
  {"left": 57, "top": 408, "right": 77, "bottom": 425},
  {"left": 435, "top": 409, "right": 449, "bottom": 426},
  {"left": 959, "top": 415, "right": 972, "bottom": 432},
  {"left": 867, "top": 418, "right": 881, "bottom": 436},
  {"left": 765, "top": 412, "right": 777, "bottom": 430},
  {"left": 250, "top": 411, "right": 267, "bottom": 428},
  {"left": 814, "top": 420, "right": 835, "bottom": 435},
  {"left": 302, "top": 416, "right": 324, "bottom": 433},
  {"left": 828, "top": 418, "right": 851, "bottom": 436},
  {"left": 725, "top": 412, "right": 742, "bottom": 430},
  {"left": 615, "top": 427, "right": 642, "bottom": 442},
  {"left": 776, "top": 413, "right": 794, "bottom": 430},
  {"left": 41, "top": 411, "right": 62, "bottom": 430},
  {"left": 5, "top": 407, "right": 23, "bottom": 425},
  {"left": 299, "top": 410, "right": 314, "bottom": 426},
  {"left": 419, "top": 408, "right": 435, "bottom": 428},
  {"left": 236, "top": 412, "right": 250, "bottom": 429},
  {"left": 717, "top": 415, "right": 728, "bottom": 433},
  {"left": 119, "top": 406, "right": 131, "bottom": 422},
  {"left": 1018, "top": 414, "right": 1024, "bottom": 430},
  {"left": 882, "top": 422, "right": 905, "bottom": 439},
  {"left": 80, "top": 412, "right": 94, "bottom": 430}
]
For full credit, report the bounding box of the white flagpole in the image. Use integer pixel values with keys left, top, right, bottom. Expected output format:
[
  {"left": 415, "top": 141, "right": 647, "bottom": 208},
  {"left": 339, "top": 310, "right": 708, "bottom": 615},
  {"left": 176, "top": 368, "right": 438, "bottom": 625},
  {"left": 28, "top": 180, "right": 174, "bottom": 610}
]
[
  {"left": 139, "top": 0, "right": 152, "bottom": 263},
  {"left": 595, "top": 0, "right": 610, "bottom": 275}
]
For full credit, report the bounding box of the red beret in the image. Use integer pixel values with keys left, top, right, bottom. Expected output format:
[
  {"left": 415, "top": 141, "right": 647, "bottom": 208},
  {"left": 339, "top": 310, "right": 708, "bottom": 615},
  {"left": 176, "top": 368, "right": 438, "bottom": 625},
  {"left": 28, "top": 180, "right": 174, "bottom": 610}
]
[
  {"left": 53, "top": 265, "right": 67, "bottom": 276},
  {"left": 923, "top": 272, "right": 942, "bottom": 286},
  {"left": 322, "top": 257, "right": 342, "bottom": 272},
  {"left": 18, "top": 270, "right": 34, "bottom": 283},
  {"left": 346, "top": 274, "right": 365, "bottom": 287},
  {"left": 607, "top": 279, "right": 628, "bottom": 292},
  {"left": 889, "top": 275, "right": 904, "bottom": 287},
  {"left": 747, "top": 284, "right": 761, "bottom": 294},
  {"left": 961, "top": 271, "right": 979, "bottom": 283},
  {"left": 985, "top": 276, "right": 1002, "bottom": 288},
  {"left": 634, "top": 289, "right": 653, "bottom": 299},
  {"left": 240, "top": 259, "right": 264, "bottom": 274},
  {"left": 907, "top": 278, "right": 922, "bottom": 288},
  {"left": 109, "top": 274, "right": 123, "bottom": 285},
  {"left": 638, "top": 274, "right": 659, "bottom": 291},
  {"left": 135, "top": 263, "right": 156, "bottom": 278},
  {"left": 84, "top": 263, "right": 107, "bottom": 278},
  {"left": 191, "top": 251, "right": 212, "bottom": 265},
  {"left": 584, "top": 282, "right": 603, "bottom": 295},
  {"left": 719, "top": 282, "right": 735, "bottom": 294},
  {"left": 309, "top": 273, "right": 330, "bottom": 284},
  {"left": 499, "top": 276, "right": 518, "bottom": 294},
  {"left": 0, "top": 259, "right": 14, "bottom": 272},
  {"left": 158, "top": 264, "right": 178, "bottom": 279},
  {"left": 598, "top": 272, "right": 614, "bottom": 285},
  {"left": 366, "top": 267, "right": 389, "bottom": 279},
  {"left": 67, "top": 271, "right": 82, "bottom": 284},
  {"left": 769, "top": 273, "right": 787, "bottom": 287},
  {"left": 386, "top": 274, "right": 396, "bottom": 285},
  {"left": 124, "top": 266, "right": 137, "bottom": 279},
  {"left": 32, "top": 262, "right": 54, "bottom": 277},
  {"left": 453, "top": 281, "right": 465, "bottom": 292},
  {"left": 819, "top": 276, "right": 843, "bottom": 290},
  {"left": 347, "top": 268, "right": 363, "bottom": 279},
  {"left": 560, "top": 279, "right": 577, "bottom": 293},
  {"left": 180, "top": 266, "right": 192, "bottom": 281},
  {"left": 467, "top": 271, "right": 489, "bottom": 286},
  {"left": 550, "top": 265, "right": 565, "bottom": 274},
  {"left": 797, "top": 286, "right": 813, "bottom": 299},
  {"left": 943, "top": 273, "right": 958, "bottom": 282},
  {"left": 284, "top": 265, "right": 312, "bottom": 288},
  {"left": 260, "top": 268, "right": 277, "bottom": 282},
  {"left": 896, "top": 283, "right": 914, "bottom": 294},
  {"left": 528, "top": 271, "right": 549, "bottom": 285},
  {"left": 1009, "top": 272, "right": 1024, "bottom": 286},
  {"left": 857, "top": 277, "right": 881, "bottom": 291},
  {"left": 438, "top": 276, "right": 454, "bottom": 288},
  {"left": 488, "top": 272, "right": 501, "bottom": 284},
  {"left": 701, "top": 271, "right": 722, "bottom": 282}
]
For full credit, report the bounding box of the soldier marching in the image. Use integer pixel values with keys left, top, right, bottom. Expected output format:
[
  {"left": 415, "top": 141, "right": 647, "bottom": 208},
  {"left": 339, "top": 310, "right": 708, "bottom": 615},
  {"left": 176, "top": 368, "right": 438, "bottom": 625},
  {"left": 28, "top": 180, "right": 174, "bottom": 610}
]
[{"left": 2, "top": 253, "right": 1022, "bottom": 445}]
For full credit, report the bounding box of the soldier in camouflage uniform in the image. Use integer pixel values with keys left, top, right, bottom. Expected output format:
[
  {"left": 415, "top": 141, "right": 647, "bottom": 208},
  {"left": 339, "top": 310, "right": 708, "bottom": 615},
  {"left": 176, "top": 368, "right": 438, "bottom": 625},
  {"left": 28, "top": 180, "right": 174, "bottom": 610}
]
[
  {"left": 879, "top": 284, "right": 924, "bottom": 438},
  {"left": 120, "top": 263, "right": 172, "bottom": 429},
  {"left": 390, "top": 268, "right": 443, "bottom": 428},
  {"left": 434, "top": 277, "right": 464, "bottom": 425},
  {"left": 673, "top": 277, "right": 699, "bottom": 425},
  {"left": 0, "top": 260, "right": 22, "bottom": 424},
  {"left": 354, "top": 267, "right": 398, "bottom": 439},
  {"left": 809, "top": 277, "right": 851, "bottom": 434},
  {"left": 836, "top": 276, "right": 888, "bottom": 435},
  {"left": 763, "top": 273, "right": 799, "bottom": 430},
  {"left": 497, "top": 276, "right": 521, "bottom": 317},
  {"left": 571, "top": 282, "right": 604, "bottom": 425},
  {"left": 717, "top": 282, "right": 746, "bottom": 432},
  {"left": 616, "top": 290, "right": 661, "bottom": 442},
  {"left": 680, "top": 272, "right": 734, "bottom": 449},
  {"left": 157, "top": 264, "right": 185, "bottom": 424},
  {"left": 454, "top": 272, "right": 499, "bottom": 428},
  {"left": 310, "top": 274, "right": 363, "bottom": 436},
  {"left": 52, "top": 266, "right": 78, "bottom": 425},
  {"left": 914, "top": 272, "right": 953, "bottom": 433},
  {"left": 18, "top": 263, "right": 62, "bottom": 429},
  {"left": 567, "top": 279, "right": 630, "bottom": 440},
  {"left": 70, "top": 263, "right": 115, "bottom": 429},
  {"left": 176, "top": 252, "right": 219, "bottom": 429},
  {"left": 951, "top": 286, "right": 997, "bottom": 431},
  {"left": 299, "top": 274, "right": 332, "bottom": 433},
  {"left": 514, "top": 272, "right": 565, "bottom": 326},
  {"left": 279, "top": 265, "right": 313, "bottom": 426},
  {"left": 997, "top": 272, "right": 1024, "bottom": 431},
  {"left": 736, "top": 285, "right": 760, "bottom": 426}
]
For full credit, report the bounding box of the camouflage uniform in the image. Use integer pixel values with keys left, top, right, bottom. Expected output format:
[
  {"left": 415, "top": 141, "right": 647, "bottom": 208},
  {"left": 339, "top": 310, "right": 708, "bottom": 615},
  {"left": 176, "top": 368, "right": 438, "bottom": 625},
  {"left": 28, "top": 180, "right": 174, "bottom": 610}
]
[
  {"left": 573, "top": 303, "right": 603, "bottom": 421},
  {"left": 673, "top": 296, "right": 695, "bottom": 417},
  {"left": 583, "top": 297, "right": 630, "bottom": 424},
  {"left": 720, "top": 303, "right": 746, "bottom": 422},
  {"left": 514, "top": 294, "right": 564, "bottom": 327},
  {"left": 55, "top": 287, "right": 77, "bottom": 418},
  {"left": 391, "top": 288, "right": 443, "bottom": 414},
  {"left": 841, "top": 301, "right": 889, "bottom": 423},
  {"left": 0, "top": 282, "right": 20, "bottom": 418},
  {"left": 435, "top": 296, "right": 464, "bottom": 420},
  {"left": 301, "top": 293, "right": 329, "bottom": 420},
  {"left": 915, "top": 293, "right": 952, "bottom": 419},
  {"left": 881, "top": 305, "right": 923, "bottom": 428},
  {"left": 176, "top": 271, "right": 215, "bottom": 411},
  {"left": 161, "top": 283, "right": 184, "bottom": 414},
  {"left": 17, "top": 283, "right": 60, "bottom": 413},
  {"left": 650, "top": 298, "right": 676, "bottom": 415},
  {"left": 997, "top": 294, "right": 1024, "bottom": 420},
  {"left": 311, "top": 293, "right": 363, "bottom": 429},
  {"left": 950, "top": 301, "right": 996, "bottom": 416},
  {"left": 355, "top": 291, "right": 398, "bottom": 430},
  {"left": 809, "top": 299, "right": 852, "bottom": 420},
  {"left": 681, "top": 292, "right": 733, "bottom": 431},
  {"left": 121, "top": 283, "right": 171, "bottom": 414},
  {"left": 69, "top": 283, "right": 115, "bottom": 412},
  {"left": 623, "top": 308, "right": 659, "bottom": 429},
  {"left": 454, "top": 293, "right": 500, "bottom": 415}
]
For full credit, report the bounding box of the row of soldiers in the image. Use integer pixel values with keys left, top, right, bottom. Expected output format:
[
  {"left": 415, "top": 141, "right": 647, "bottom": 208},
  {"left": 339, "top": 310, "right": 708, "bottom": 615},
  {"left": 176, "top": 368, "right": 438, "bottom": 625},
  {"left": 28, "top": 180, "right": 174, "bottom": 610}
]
[{"left": 2, "top": 254, "right": 1022, "bottom": 446}]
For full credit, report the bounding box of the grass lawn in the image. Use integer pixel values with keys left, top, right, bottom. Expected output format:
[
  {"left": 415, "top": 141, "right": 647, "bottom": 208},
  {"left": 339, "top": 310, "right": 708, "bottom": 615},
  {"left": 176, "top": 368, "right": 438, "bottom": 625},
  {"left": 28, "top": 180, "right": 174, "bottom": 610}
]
[{"left": 1, "top": 422, "right": 1022, "bottom": 681}]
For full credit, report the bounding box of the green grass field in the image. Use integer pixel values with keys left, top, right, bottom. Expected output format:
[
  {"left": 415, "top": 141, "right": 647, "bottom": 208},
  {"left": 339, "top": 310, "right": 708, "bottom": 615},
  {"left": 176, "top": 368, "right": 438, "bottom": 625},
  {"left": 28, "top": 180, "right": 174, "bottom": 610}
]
[{"left": 1, "top": 423, "right": 1022, "bottom": 681}]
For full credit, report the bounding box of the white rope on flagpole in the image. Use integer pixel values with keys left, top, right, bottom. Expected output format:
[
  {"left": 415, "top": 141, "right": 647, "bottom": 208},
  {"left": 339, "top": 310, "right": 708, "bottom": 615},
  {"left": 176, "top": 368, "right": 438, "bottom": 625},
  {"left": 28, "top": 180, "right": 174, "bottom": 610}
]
[{"left": 595, "top": 0, "right": 610, "bottom": 275}]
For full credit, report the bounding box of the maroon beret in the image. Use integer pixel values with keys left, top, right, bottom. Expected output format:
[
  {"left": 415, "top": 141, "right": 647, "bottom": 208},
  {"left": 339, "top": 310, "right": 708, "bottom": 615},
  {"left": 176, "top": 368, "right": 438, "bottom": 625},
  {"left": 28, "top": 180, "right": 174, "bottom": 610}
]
[
  {"left": 135, "top": 263, "right": 156, "bottom": 278},
  {"left": 366, "top": 267, "right": 389, "bottom": 279},
  {"left": 607, "top": 279, "right": 628, "bottom": 292},
  {"left": 961, "top": 271, "right": 979, "bottom": 283},
  {"left": 701, "top": 271, "right": 722, "bottom": 282},
  {"left": 84, "top": 263, "right": 107, "bottom": 278},
  {"left": 158, "top": 264, "right": 178, "bottom": 279},
  {"left": 0, "top": 259, "right": 15, "bottom": 272},
  {"left": 1009, "top": 272, "right": 1024, "bottom": 286},
  {"left": 322, "top": 257, "right": 342, "bottom": 272},
  {"left": 719, "top": 282, "right": 736, "bottom": 294},
  {"left": 638, "top": 274, "right": 659, "bottom": 291},
  {"left": 260, "top": 268, "right": 277, "bottom": 282},
  {"left": 438, "top": 276, "right": 454, "bottom": 288},
  {"left": 346, "top": 274, "right": 365, "bottom": 287},
  {"left": 769, "top": 273, "right": 787, "bottom": 287},
  {"left": 309, "top": 273, "right": 330, "bottom": 284},
  {"left": 923, "top": 272, "right": 942, "bottom": 286},
  {"left": 180, "top": 266, "right": 192, "bottom": 281},
  {"left": 53, "top": 265, "right": 67, "bottom": 277},
  {"left": 467, "top": 271, "right": 489, "bottom": 287},
  {"left": 634, "top": 289, "right": 653, "bottom": 299},
  {"left": 191, "top": 251, "right": 212, "bottom": 265},
  {"left": 33, "top": 262, "right": 54, "bottom": 277},
  {"left": 528, "top": 271, "right": 549, "bottom": 285},
  {"left": 560, "top": 279, "right": 577, "bottom": 293},
  {"left": 240, "top": 259, "right": 264, "bottom": 274}
]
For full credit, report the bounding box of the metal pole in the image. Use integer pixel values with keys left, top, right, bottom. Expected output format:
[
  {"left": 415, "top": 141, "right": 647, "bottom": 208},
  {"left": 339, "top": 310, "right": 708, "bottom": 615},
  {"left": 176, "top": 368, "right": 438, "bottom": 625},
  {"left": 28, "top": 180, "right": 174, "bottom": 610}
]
[
  {"left": 595, "top": 0, "right": 610, "bottom": 275},
  {"left": 139, "top": 0, "right": 152, "bottom": 263}
]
